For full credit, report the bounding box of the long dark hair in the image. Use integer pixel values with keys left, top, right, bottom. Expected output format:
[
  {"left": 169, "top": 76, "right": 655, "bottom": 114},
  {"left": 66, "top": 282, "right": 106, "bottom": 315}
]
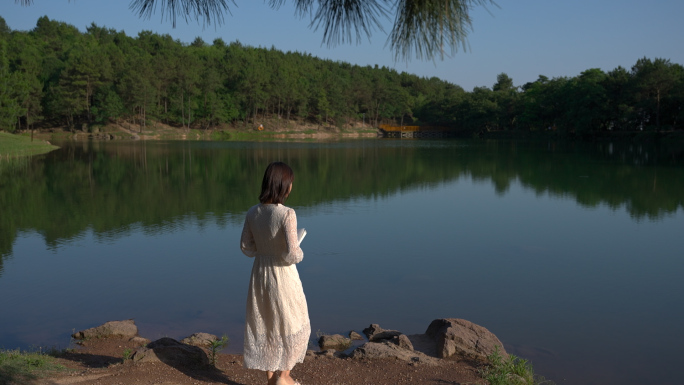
[{"left": 259, "top": 162, "right": 294, "bottom": 204}]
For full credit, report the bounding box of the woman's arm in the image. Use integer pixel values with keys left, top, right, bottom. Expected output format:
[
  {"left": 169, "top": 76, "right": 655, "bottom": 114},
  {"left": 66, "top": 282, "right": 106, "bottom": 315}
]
[
  {"left": 240, "top": 216, "right": 257, "bottom": 258},
  {"left": 282, "top": 208, "right": 304, "bottom": 264}
]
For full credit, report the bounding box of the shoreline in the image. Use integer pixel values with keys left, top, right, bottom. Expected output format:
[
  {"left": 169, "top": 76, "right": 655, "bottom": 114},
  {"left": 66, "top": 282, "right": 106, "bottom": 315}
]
[
  {"left": 6, "top": 120, "right": 684, "bottom": 150},
  {"left": 22, "top": 120, "right": 380, "bottom": 143},
  {"left": 25, "top": 319, "right": 511, "bottom": 385}
]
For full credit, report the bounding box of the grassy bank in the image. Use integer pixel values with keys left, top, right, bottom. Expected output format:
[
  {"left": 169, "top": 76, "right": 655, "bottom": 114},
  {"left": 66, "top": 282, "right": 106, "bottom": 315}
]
[
  {"left": 0, "top": 348, "right": 67, "bottom": 384},
  {"left": 0, "top": 132, "right": 59, "bottom": 158}
]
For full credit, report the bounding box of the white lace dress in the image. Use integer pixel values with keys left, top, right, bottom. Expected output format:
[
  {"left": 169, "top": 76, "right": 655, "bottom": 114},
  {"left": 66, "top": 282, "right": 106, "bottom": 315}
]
[{"left": 240, "top": 203, "right": 311, "bottom": 372}]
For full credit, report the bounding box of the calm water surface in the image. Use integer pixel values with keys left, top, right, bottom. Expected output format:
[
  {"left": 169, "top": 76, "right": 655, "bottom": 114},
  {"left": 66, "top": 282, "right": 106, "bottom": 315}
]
[{"left": 1, "top": 139, "right": 683, "bottom": 385}]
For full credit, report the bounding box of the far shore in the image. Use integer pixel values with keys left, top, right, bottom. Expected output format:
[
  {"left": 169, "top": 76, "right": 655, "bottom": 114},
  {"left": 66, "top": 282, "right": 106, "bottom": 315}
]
[{"left": 24, "top": 120, "right": 380, "bottom": 143}]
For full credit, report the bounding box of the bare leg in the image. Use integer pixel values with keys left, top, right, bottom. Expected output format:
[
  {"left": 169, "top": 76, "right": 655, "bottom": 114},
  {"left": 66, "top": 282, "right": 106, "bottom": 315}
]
[
  {"left": 267, "top": 371, "right": 277, "bottom": 385},
  {"left": 276, "top": 370, "right": 296, "bottom": 385}
]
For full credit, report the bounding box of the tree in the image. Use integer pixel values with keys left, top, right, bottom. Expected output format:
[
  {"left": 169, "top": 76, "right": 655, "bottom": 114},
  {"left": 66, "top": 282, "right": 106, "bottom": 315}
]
[
  {"left": 631, "top": 57, "right": 678, "bottom": 130},
  {"left": 7, "top": 31, "right": 44, "bottom": 132},
  {"left": 519, "top": 75, "right": 568, "bottom": 131},
  {"left": 492, "top": 73, "right": 513, "bottom": 92},
  {"left": 19, "top": 0, "right": 494, "bottom": 61},
  {"left": 563, "top": 69, "right": 609, "bottom": 133},
  {"left": 492, "top": 73, "right": 518, "bottom": 130},
  {"left": 603, "top": 66, "right": 633, "bottom": 131},
  {"left": 119, "top": 49, "right": 155, "bottom": 129},
  {"left": 459, "top": 86, "right": 497, "bottom": 132},
  {"left": 0, "top": 16, "right": 9, "bottom": 36},
  {"left": 0, "top": 39, "right": 25, "bottom": 132}
]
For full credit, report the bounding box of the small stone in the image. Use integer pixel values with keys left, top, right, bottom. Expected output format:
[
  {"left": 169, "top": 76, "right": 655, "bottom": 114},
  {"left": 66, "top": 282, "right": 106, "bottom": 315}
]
[
  {"left": 349, "top": 331, "right": 364, "bottom": 341},
  {"left": 129, "top": 336, "right": 150, "bottom": 346},
  {"left": 362, "top": 324, "right": 383, "bottom": 340},
  {"left": 317, "top": 349, "right": 336, "bottom": 358},
  {"left": 318, "top": 334, "right": 352, "bottom": 350},
  {"left": 180, "top": 333, "right": 218, "bottom": 348},
  {"left": 362, "top": 324, "right": 402, "bottom": 342},
  {"left": 72, "top": 320, "right": 138, "bottom": 340},
  {"left": 391, "top": 334, "right": 414, "bottom": 351},
  {"left": 350, "top": 341, "right": 440, "bottom": 365}
]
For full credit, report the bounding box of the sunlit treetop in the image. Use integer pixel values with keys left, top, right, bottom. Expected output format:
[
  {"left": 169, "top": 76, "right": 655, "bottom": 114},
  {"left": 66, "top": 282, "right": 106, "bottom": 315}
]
[{"left": 17, "top": 0, "right": 495, "bottom": 61}]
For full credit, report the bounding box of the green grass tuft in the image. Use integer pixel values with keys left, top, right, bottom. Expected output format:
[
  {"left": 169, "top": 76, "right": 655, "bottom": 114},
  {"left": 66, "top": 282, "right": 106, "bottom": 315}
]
[
  {"left": 122, "top": 348, "right": 133, "bottom": 362},
  {"left": 479, "top": 346, "right": 553, "bottom": 385}
]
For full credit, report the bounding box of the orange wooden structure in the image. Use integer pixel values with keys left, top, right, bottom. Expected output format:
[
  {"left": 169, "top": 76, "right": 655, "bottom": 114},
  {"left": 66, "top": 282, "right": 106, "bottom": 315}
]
[{"left": 378, "top": 124, "right": 452, "bottom": 137}]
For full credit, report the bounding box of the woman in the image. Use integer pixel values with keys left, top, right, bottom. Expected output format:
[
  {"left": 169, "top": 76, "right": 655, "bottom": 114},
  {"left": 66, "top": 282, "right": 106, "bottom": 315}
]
[{"left": 240, "top": 161, "right": 310, "bottom": 385}]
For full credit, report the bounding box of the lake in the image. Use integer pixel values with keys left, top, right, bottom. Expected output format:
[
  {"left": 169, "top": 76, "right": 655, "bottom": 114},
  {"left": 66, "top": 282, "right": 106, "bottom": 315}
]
[{"left": 1, "top": 138, "right": 683, "bottom": 385}]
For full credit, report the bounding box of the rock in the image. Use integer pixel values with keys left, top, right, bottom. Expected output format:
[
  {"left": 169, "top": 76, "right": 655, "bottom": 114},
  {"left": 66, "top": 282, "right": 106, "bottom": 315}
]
[
  {"left": 425, "top": 318, "right": 507, "bottom": 362},
  {"left": 131, "top": 337, "right": 209, "bottom": 366},
  {"left": 372, "top": 330, "right": 403, "bottom": 341},
  {"left": 390, "top": 334, "right": 414, "bottom": 351},
  {"left": 129, "top": 336, "right": 151, "bottom": 346},
  {"left": 72, "top": 320, "right": 138, "bottom": 340},
  {"left": 362, "top": 324, "right": 402, "bottom": 342},
  {"left": 310, "top": 349, "right": 347, "bottom": 359},
  {"left": 362, "top": 324, "right": 382, "bottom": 339},
  {"left": 180, "top": 333, "right": 218, "bottom": 348},
  {"left": 318, "top": 334, "right": 351, "bottom": 350},
  {"left": 349, "top": 331, "right": 365, "bottom": 341},
  {"left": 350, "top": 341, "right": 440, "bottom": 365},
  {"left": 406, "top": 333, "right": 438, "bottom": 357}
]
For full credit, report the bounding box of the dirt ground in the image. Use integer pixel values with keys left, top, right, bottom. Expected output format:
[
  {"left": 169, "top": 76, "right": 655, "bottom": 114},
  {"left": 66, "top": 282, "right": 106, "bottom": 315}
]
[{"left": 35, "top": 337, "right": 486, "bottom": 385}]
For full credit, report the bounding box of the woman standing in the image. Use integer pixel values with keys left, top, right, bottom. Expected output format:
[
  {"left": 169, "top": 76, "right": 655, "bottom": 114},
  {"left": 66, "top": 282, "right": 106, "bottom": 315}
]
[{"left": 240, "top": 162, "right": 310, "bottom": 385}]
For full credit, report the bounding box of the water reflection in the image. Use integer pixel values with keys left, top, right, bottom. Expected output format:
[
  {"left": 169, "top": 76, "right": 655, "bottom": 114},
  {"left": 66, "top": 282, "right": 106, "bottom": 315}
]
[{"left": 1, "top": 139, "right": 682, "bottom": 261}]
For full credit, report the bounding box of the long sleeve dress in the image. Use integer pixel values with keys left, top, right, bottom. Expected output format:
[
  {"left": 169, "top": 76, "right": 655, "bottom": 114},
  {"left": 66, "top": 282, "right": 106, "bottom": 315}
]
[{"left": 240, "top": 203, "right": 311, "bottom": 372}]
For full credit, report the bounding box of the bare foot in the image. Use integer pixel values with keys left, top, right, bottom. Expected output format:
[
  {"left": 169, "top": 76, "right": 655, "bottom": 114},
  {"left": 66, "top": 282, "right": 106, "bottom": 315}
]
[{"left": 275, "top": 376, "right": 297, "bottom": 385}]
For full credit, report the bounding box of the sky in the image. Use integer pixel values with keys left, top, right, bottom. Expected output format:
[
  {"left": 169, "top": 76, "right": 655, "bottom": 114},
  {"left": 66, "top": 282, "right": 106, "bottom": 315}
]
[{"left": 2, "top": 0, "right": 684, "bottom": 91}]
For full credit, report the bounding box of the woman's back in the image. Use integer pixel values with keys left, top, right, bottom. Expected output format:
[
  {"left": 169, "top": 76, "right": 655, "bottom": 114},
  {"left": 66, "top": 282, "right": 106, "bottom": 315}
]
[{"left": 242, "top": 203, "right": 303, "bottom": 264}]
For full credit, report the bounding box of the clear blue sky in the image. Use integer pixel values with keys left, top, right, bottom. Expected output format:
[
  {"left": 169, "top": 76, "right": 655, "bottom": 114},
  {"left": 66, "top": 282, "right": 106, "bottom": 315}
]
[{"left": 3, "top": 0, "right": 683, "bottom": 91}]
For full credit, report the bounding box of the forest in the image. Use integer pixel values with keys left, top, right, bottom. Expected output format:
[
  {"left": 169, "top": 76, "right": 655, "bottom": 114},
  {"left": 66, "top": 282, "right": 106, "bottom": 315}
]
[{"left": 1, "top": 15, "right": 683, "bottom": 135}]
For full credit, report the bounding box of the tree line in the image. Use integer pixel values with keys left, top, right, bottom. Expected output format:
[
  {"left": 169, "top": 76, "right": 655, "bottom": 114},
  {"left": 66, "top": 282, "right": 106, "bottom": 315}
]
[{"left": 1, "top": 15, "right": 683, "bottom": 134}]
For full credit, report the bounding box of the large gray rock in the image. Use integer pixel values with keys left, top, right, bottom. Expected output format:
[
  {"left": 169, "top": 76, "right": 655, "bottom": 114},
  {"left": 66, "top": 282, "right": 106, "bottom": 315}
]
[
  {"left": 362, "top": 324, "right": 402, "bottom": 342},
  {"left": 406, "top": 333, "right": 438, "bottom": 357},
  {"left": 350, "top": 341, "right": 439, "bottom": 365},
  {"left": 131, "top": 337, "right": 209, "bottom": 366},
  {"left": 72, "top": 320, "right": 138, "bottom": 340},
  {"left": 425, "top": 318, "right": 507, "bottom": 362}
]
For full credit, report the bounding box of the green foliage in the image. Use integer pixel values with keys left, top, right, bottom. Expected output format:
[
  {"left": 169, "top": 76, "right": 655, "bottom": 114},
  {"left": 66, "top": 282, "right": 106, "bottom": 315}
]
[
  {"left": 0, "top": 348, "right": 67, "bottom": 384},
  {"left": 122, "top": 348, "right": 133, "bottom": 361},
  {"left": 479, "top": 346, "right": 550, "bottom": 385},
  {"left": 208, "top": 335, "right": 229, "bottom": 367},
  {"left": 2, "top": 15, "right": 684, "bottom": 133},
  {"left": 125, "top": 0, "right": 494, "bottom": 62}
]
